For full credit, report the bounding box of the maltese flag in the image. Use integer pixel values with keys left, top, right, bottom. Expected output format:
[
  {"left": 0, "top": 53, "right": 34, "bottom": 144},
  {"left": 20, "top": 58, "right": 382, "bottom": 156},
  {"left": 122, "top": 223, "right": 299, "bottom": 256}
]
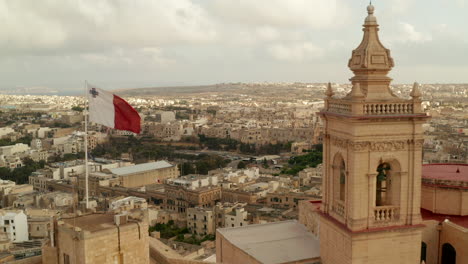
[{"left": 87, "top": 86, "right": 141, "bottom": 134}]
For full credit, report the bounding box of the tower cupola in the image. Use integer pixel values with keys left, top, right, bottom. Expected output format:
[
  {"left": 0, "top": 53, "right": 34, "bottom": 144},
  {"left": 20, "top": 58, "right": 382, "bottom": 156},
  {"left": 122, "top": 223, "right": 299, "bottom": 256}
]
[{"left": 348, "top": 4, "right": 395, "bottom": 100}]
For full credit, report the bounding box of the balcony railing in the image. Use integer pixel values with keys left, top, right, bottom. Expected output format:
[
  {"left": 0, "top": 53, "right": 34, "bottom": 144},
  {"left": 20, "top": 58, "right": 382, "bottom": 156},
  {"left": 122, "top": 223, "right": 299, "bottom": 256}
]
[
  {"left": 326, "top": 100, "right": 416, "bottom": 116},
  {"left": 328, "top": 102, "right": 351, "bottom": 114},
  {"left": 333, "top": 200, "right": 345, "bottom": 217},
  {"left": 363, "top": 103, "right": 413, "bottom": 115},
  {"left": 373, "top": 206, "right": 399, "bottom": 222}
]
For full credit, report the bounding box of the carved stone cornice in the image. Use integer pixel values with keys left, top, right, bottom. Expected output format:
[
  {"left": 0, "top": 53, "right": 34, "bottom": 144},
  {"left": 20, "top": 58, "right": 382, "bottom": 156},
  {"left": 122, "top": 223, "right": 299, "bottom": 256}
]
[
  {"left": 413, "top": 139, "right": 424, "bottom": 148},
  {"left": 329, "top": 136, "right": 411, "bottom": 152},
  {"left": 349, "top": 142, "right": 369, "bottom": 151},
  {"left": 330, "top": 136, "right": 349, "bottom": 149},
  {"left": 369, "top": 140, "right": 407, "bottom": 151}
]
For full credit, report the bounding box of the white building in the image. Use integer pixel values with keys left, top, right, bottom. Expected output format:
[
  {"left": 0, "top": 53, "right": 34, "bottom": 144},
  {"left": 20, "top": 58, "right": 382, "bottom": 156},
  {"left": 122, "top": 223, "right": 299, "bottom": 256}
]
[
  {"left": 166, "top": 175, "right": 218, "bottom": 190},
  {"left": 0, "top": 143, "right": 30, "bottom": 156},
  {"left": 0, "top": 180, "right": 16, "bottom": 195},
  {"left": 110, "top": 196, "right": 148, "bottom": 212},
  {"left": 0, "top": 127, "right": 14, "bottom": 138},
  {"left": 30, "top": 138, "right": 42, "bottom": 150},
  {"left": 225, "top": 208, "right": 249, "bottom": 228},
  {"left": 0, "top": 210, "right": 29, "bottom": 242},
  {"left": 155, "top": 111, "right": 176, "bottom": 124}
]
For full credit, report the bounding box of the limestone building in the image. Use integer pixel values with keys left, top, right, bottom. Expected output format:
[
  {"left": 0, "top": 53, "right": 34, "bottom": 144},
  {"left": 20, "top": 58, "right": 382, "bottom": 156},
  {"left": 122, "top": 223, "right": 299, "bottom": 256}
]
[
  {"left": 420, "top": 163, "right": 468, "bottom": 264},
  {"left": 164, "top": 175, "right": 221, "bottom": 213},
  {"left": 318, "top": 4, "right": 430, "bottom": 264},
  {"left": 42, "top": 212, "right": 149, "bottom": 264},
  {"left": 187, "top": 207, "right": 216, "bottom": 236},
  {"left": 0, "top": 210, "right": 28, "bottom": 242},
  {"left": 216, "top": 220, "right": 320, "bottom": 264},
  {"left": 109, "top": 160, "right": 179, "bottom": 188}
]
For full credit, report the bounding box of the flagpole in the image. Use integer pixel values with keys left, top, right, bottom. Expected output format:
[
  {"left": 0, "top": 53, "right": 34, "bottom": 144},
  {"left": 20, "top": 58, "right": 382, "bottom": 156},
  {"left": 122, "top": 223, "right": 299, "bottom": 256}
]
[{"left": 84, "top": 80, "right": 89, "bottom": 209}]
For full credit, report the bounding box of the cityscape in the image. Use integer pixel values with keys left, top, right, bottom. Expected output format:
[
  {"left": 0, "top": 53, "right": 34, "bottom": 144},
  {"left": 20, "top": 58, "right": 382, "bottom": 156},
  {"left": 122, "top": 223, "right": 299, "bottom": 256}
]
[{"left": 0, "top": 2, "right": 467, "bottom": 264}]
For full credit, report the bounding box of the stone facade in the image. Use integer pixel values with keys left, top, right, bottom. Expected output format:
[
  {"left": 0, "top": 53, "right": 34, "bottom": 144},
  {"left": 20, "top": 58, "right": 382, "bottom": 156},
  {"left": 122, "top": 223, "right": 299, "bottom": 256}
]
[
  {"left": 187, "top": 207, "right": 216, "bottom": 236},
  {"left": 221, "top": 189, "right": 257, "bottom": 204},
  {"left": 43, "top": 213, "right": 149, "bottom": 264},
  {"left": 116, "top": 164, "right": 179, "bottom": 188},
  {"left": 165, "top": 184, "right": 221, "bottom": 213}
]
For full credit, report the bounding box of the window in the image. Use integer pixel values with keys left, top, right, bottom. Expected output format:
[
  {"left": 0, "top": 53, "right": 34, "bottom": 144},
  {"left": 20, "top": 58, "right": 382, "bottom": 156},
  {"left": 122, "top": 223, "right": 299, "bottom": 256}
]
[
  {"left": 441, "top": 243, "right": 456, "bottom": 264},
  {"left": 339, "top": 160, "right": 346, "bottom": 201},
  {"left": 420, "top": 242, "right": 427, "bottom": 263},
  {"left": 4, "top": 220, "right": 9, "bottom": 225},
  {"left": 376, "top": 163, "right": 390, "bottom": 206},
  {"left": 64, "top": 254, "right": 70, "bottom": 264},
  {"left": 333, "top": 154, "right": 346, "bottom": 203}
]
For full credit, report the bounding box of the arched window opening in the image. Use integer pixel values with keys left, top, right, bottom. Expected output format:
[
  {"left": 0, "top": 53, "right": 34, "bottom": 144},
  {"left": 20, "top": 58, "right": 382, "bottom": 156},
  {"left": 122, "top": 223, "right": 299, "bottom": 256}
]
[
  {"left": 376, "top": 162, "right": 391, "bottom": 206},
  {"left": 420, "top": 242, "right": 427, "bottom": 263},
  {"left": 339, "top": 160, "right": 346, "bottom": 201},
  {"left": 333, "top": 153, "right": 346, "bottom": 203},
  {"left": 441, "top": 243, "right": 456, "bottom": 264}
]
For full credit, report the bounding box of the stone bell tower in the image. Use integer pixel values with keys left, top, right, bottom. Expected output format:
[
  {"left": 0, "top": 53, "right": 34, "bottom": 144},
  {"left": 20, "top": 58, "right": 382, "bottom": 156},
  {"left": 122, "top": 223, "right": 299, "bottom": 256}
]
[{"left": 318, "top": 4, "right": 430, "bottom": 264}]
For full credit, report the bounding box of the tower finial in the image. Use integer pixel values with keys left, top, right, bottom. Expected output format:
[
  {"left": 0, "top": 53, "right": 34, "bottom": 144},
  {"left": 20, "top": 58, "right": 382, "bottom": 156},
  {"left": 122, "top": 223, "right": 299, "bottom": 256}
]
[
  {"left": 350, "top": 83, "right": 365, "bottom": 98},
  {"left": 367, "top": 3, "right": 375, "bottom": 15},
  {"left": 325, "top": 82, "right": 335, "bottom": 98},
  {"left": 410, "top": 82, "right": 422, "bottom": 98}
]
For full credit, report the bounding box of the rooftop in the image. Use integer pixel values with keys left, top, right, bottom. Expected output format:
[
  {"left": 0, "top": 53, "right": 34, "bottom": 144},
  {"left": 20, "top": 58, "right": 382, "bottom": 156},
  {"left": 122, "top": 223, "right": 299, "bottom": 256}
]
[
  {"left": 62, "top": 213, "right": 117, "bottom": 232},
  {"left": 109, "top": 160, "right": 173, "bottom": 176},
  {"left": 421, "top": 209, "right": 468, "bottom": 229},
  {"left": 217, "top": 220, "right": 320, "bottom": 264},
  {"left": 422, "top": 163, "right": 468, "bottom": 182}
]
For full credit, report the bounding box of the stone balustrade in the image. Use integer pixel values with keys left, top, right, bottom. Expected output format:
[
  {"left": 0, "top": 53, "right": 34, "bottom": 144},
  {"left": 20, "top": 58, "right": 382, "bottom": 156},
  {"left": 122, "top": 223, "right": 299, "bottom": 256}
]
[
  {"left": 326, "top": 100, "right": 416, "bottom": 115},
  {"left": 333, "top": 200, "right": 345, "bottom": 217},
  {"left": 328, "top": 102, "right": 351, "bottom": 113},
  {"left": 374, "top": 206, "right": 399, "bottom": 222},
  {"left": 363, "top": 103, "right": 414, "bottom": 115}
]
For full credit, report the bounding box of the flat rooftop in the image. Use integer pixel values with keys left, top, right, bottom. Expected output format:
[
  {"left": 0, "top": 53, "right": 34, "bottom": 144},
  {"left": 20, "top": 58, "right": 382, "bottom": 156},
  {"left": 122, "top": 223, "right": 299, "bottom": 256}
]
[
  {"left": 421, "top": 209, "right": 468, "bottom": 228},
  {"left": 217, "top": 220, "right": 320, "bottom": 264},
  {"left": 62, "top": 214, "right": 117, "bottom": 232},
  {"left": 422, "top": 163, "right": 468, "bottom": 182},
  {"left": 109, "top": 160, "right": 173, "bottom": 176}
]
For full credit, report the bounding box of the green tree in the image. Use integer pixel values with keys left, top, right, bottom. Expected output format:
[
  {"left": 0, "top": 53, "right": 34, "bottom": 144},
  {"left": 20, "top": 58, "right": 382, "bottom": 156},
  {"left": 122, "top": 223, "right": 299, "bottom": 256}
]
[
  {"left": 72, "top": 106, "right": 84, "bottom": 112},
  {"left": 237, "top": 161, "right": 246, "bottom": 169}
]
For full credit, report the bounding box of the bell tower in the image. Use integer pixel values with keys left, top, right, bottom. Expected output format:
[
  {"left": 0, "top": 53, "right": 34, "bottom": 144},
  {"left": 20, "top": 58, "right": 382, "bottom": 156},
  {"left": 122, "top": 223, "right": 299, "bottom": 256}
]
[{"left": 318, "top": 4, "right": 429, "bottom": 264}]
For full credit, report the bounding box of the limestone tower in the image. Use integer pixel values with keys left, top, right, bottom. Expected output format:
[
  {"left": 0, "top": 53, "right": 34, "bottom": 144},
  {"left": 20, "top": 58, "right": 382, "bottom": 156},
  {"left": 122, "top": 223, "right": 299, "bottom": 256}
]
[{"left": 318, "top": 4, "right": 429, "bottom": 264}]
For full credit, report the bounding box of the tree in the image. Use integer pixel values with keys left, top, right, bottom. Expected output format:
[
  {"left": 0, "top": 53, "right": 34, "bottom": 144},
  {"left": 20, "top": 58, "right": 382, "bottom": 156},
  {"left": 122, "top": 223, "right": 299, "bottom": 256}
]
[
  {"left": 237, "top": 161, "right": 246, "bottom": 169},
  {"left": 72, "top": 106, "right": 84, "bottom": 112}
]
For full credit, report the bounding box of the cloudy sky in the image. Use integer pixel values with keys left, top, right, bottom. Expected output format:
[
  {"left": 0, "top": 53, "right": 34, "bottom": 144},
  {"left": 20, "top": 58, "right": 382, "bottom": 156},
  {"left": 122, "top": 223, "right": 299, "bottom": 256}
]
[{"left": 1, "top": 0, "right": 467, "bottom": 94}]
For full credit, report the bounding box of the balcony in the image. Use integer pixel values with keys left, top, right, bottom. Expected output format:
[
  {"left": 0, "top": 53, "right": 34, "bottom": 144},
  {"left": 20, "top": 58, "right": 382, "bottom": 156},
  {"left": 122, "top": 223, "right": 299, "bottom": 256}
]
[
  {"left": 332, "top": 200, "right": 345, "bottom": 217},
  {"left": 328, "top": 101, "right": 351, "bottom": 114},
  {"left": 363, "top": 103, "right": 413, "bottom": 115},
  {"left": 325, "top": 99, "right": 417, "bottom": 116},
  {"left": 373, "top": 206, "right": 399, "bottom": 222}
]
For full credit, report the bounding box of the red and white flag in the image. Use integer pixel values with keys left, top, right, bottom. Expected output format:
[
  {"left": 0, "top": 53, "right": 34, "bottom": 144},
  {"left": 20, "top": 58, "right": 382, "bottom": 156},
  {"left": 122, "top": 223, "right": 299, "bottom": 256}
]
[{"left": 87, "top": 86, "right": 141, "bottom": 134}]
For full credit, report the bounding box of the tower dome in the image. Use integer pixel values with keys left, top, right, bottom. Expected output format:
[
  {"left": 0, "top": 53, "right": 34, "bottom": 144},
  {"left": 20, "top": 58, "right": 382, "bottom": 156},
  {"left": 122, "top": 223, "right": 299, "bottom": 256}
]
[{"left": 348, "top": 4, "right": 396, "bottom": 100}]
